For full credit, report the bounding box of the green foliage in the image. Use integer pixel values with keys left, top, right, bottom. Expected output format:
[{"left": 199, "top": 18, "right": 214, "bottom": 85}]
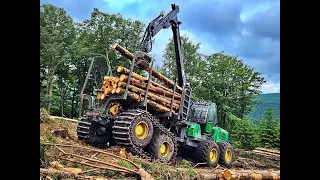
[
  {"left": 117, "top": 159, "right": 136, "bottom": 169},
  {"left": 40, "top": 4, "right": 145, "bottom": 118},
  {"left": 103, "top": 171, "right": 116, "bottom": 177},
  {"left": 44, "top": 131, "right": 57, "bottom": 143},
  {"left": 161, "top": 35, "right": 205, "bottom": 84},
  {"left": 132, "top": 158, "right": 196, "bottom": 180},
  {"left": 179, "top": 159, "right": 193, "bottom": 168},
  {"left": 202, "top": 53, "right": 266, "bottom": 129},
  {"left": 274, "top": 119, "right": 280, "bottom": 150},
  {"left": 40, "top": 142, "right": 49, "bottom": 168},
  {"left": 229, "top": 107, "right": 280, "bottom": 150},
  {"left": 256, "top": 107, "right": 278, "bottom": 149},
  {"left": 40, "top": 108, "right": 49, "bottom": 123},
  {"left": 231, "top": 117, "right": 258, "bottom": 150},
  {"left": 40, "top": 4, "right": 76, "bottom": 113},
  {"left": 248, "top": 93, "right": 280, "bottom": 122}
]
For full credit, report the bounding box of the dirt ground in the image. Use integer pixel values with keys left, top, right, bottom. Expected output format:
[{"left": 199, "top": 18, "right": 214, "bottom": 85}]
[{"left": 40, "top": 115, "right": 280, "bottom": 179}]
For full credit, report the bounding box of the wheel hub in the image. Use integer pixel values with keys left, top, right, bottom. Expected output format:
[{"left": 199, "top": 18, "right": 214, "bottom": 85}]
[
  {"left": 210, "top": 149, "right": 217, "bottom": 162},
  {"left": 225, "top": 149, "right": 232, "bottom": 162},
  {"left": 135, "top": 121, "right": 149, "bottom": 139},
  {"left": 96, "top": 126, "right": 107, "bottom": 136},
  {"left": 160, "top": 142, "right": 170, "bottom": 157}
]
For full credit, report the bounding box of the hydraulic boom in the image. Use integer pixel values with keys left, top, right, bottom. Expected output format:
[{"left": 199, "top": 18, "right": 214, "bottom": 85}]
[{"left": 140, "top": 4, "right": 186, "bottom": 88}]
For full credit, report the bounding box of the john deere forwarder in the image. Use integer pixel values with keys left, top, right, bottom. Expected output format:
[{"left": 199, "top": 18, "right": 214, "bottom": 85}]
[{"left": 77, "top": 4, "right": 235, "bottom": 167}]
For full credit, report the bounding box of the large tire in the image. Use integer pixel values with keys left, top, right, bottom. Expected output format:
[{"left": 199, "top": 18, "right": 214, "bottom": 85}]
[
  {"left": 217, "top": 142, "right": 235, "bottom": 168},
  {"left": 77, "top": 115, "right": 114, "bottom": 148},
  {"left": 113, "top": 109, "right": 154, "bottom": 148},
  {"left": 148, "top": 132, "right": 175, "bottom": 163},
  {"left": 194, "top": 140, "right": 220, "bottom": 167}
]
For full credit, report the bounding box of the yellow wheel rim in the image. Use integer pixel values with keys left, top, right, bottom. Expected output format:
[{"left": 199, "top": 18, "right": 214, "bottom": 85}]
[
  {"left": 225, "top": 150, "right": 232, "bottom": 162},
  {"left": 135, "top": 121, "right": 149, "bottom": 139},
  {"left": 210, "top": 149, "right": 217, "bottom": 162},
  {"left": 160, "top": 142, "right": 170, "bottom": 157}
]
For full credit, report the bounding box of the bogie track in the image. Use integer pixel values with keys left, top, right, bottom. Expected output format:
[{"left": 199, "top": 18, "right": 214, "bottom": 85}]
[
  {"left": 112, "top": 108, "right": 178, "bottom": 163},
  {"left": 77, "top": 114, "right": 114, "bottom": 148}
]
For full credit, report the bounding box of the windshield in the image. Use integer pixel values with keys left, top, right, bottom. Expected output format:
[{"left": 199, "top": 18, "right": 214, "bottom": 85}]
[
  {"left": 191, "top": 105, "right": 208, "bottom": 119},
  {"left": 206, "top": 103, "right": 216, "bottom": 123}
]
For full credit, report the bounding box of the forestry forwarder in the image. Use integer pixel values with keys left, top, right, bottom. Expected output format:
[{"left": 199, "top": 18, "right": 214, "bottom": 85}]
[{"left": 77, "top": 4, "right": 235, "bottom": 167}]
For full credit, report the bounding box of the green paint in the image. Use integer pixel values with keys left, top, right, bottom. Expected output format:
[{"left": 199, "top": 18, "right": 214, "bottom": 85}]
[
  {"left": 185, "top": 121, "right": 202, "bottom": 138},
  {"left": 205, "top": 122, "right": 214, "bottom": 133},
  {"left": 210, "top": 127, "right": 229, "bottom": 143},
  {"left": 185, "top": 102, "right": 229, "bottom": 143},
  {"left": 203, "top": 103, "right": 228, "bottom": 142}
]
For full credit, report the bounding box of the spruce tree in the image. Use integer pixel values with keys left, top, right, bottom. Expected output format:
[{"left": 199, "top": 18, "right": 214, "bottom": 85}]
[{"left": 257, "top": 106, "right": 277, "bottom": 148}]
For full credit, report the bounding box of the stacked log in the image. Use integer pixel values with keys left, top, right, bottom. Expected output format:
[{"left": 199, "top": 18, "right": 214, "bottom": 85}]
[
  {"left": 94, "top": 44, "right": 184, "bottom": 114},
  {"left": 105, "top": 68, "right": 180, "bottom": 113},
  {"left": 252, "top": 148, "right": 280, "bottom": 160},
  {"left": 97, "top": 76, "right": 119, "bottom": 100},
  {"left": 210, "top": 169, "right": 280, "bottom": 180}
]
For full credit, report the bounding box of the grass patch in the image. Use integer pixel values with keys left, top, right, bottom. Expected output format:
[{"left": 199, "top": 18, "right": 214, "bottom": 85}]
[
  {"left": 40, "top": 108, "right": 49, "bottom": 123},
  {"left": 40, "top": 142, "right": 49, "bottom": 168},
  {"left": 118, "top": 159, "right": 136, "bottom": 169}
]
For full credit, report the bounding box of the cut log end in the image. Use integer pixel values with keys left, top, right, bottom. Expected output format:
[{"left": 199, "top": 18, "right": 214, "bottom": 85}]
[
  {"left": 104, "top": 88, "right": 109, "bottom": 95},
  {"left": 112, "top": 43, "right": 118, "bottom": 49},
  {"left": 119, "top": 74, "right": 127, "bottom": 81},
  {"left": 137, "top": 168, "right": 154, "bottom": 180},
  {"left": 223, "top": 169, "right": 232, "bottom": 180},
  {"left": 117, "top": 66, "right": 123, "bottom": 73},
  {"left": 100, "top": 93, "right": 105, "bottom": 100},
  {"left": 116, "top": 87, "right": 122, "bottom": 94},
  {"left": 217, "top": 172, "right": 224, "bottom": 179},
  {"left": 97, "top": 93, "right": 101, "bottom": 100}
]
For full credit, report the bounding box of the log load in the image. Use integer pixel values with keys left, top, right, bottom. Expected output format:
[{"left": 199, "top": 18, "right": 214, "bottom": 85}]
[
  {"left": 117, "top": 82, "right": 180, "bottom": 111},
  {"left": 97, "top": 76, "right": 119, "bottom": 100},
  {"left": 118, "top": 73, "right": 182, "bottom": 100},
  {"left": 117, "top": 66, "right": 181, "bottom": 96},
  {"left": 94, "top": 43, "right": 186, "bottom": 115},
  {"left": 116, "top": 87, "right": 175, "bottom": 113},
  {"left": 113, "top": 43, "right": 182, "bottom": 92},
  {"left": 96, "top": 72, "right": 180, "bottom": 114}
]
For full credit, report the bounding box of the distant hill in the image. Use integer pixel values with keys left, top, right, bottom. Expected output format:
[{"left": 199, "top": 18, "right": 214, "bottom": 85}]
[{"left": 248, "top": 93, "right": 280, "bottom": 122}]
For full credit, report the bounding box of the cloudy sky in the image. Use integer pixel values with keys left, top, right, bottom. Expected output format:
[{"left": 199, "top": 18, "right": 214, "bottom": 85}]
[{"left": 40, "top": 0, "right": 280, "bottom": 94}]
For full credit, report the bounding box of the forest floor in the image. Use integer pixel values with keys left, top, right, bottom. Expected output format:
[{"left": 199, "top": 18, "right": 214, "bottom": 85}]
[{"left": 40, "top": 114, "right": 280, "bottom": 180}]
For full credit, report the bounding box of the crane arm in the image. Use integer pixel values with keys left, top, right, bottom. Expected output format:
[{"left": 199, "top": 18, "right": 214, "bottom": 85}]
[{"left": 139, "top": 4, "right": 186, "bottom": 87}]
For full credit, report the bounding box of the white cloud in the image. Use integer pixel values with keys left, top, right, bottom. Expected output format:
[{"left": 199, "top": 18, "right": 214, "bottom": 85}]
[
  {"left": 260, "top": 81, "right": 280, "bottom": 94},
  {"left": 149, "top": 29, "right": 173, "bottom": 66},
  {"left": 181, "top": 30, "right": 218, "bottom": 54},
  {"left": 240, "top": 1, "right": 273, "bottom": 22}
]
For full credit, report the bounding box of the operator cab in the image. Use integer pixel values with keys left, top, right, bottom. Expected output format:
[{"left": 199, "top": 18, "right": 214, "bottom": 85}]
[{"left": 189, "top": 101, "right": 217, "bottom": 133}]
